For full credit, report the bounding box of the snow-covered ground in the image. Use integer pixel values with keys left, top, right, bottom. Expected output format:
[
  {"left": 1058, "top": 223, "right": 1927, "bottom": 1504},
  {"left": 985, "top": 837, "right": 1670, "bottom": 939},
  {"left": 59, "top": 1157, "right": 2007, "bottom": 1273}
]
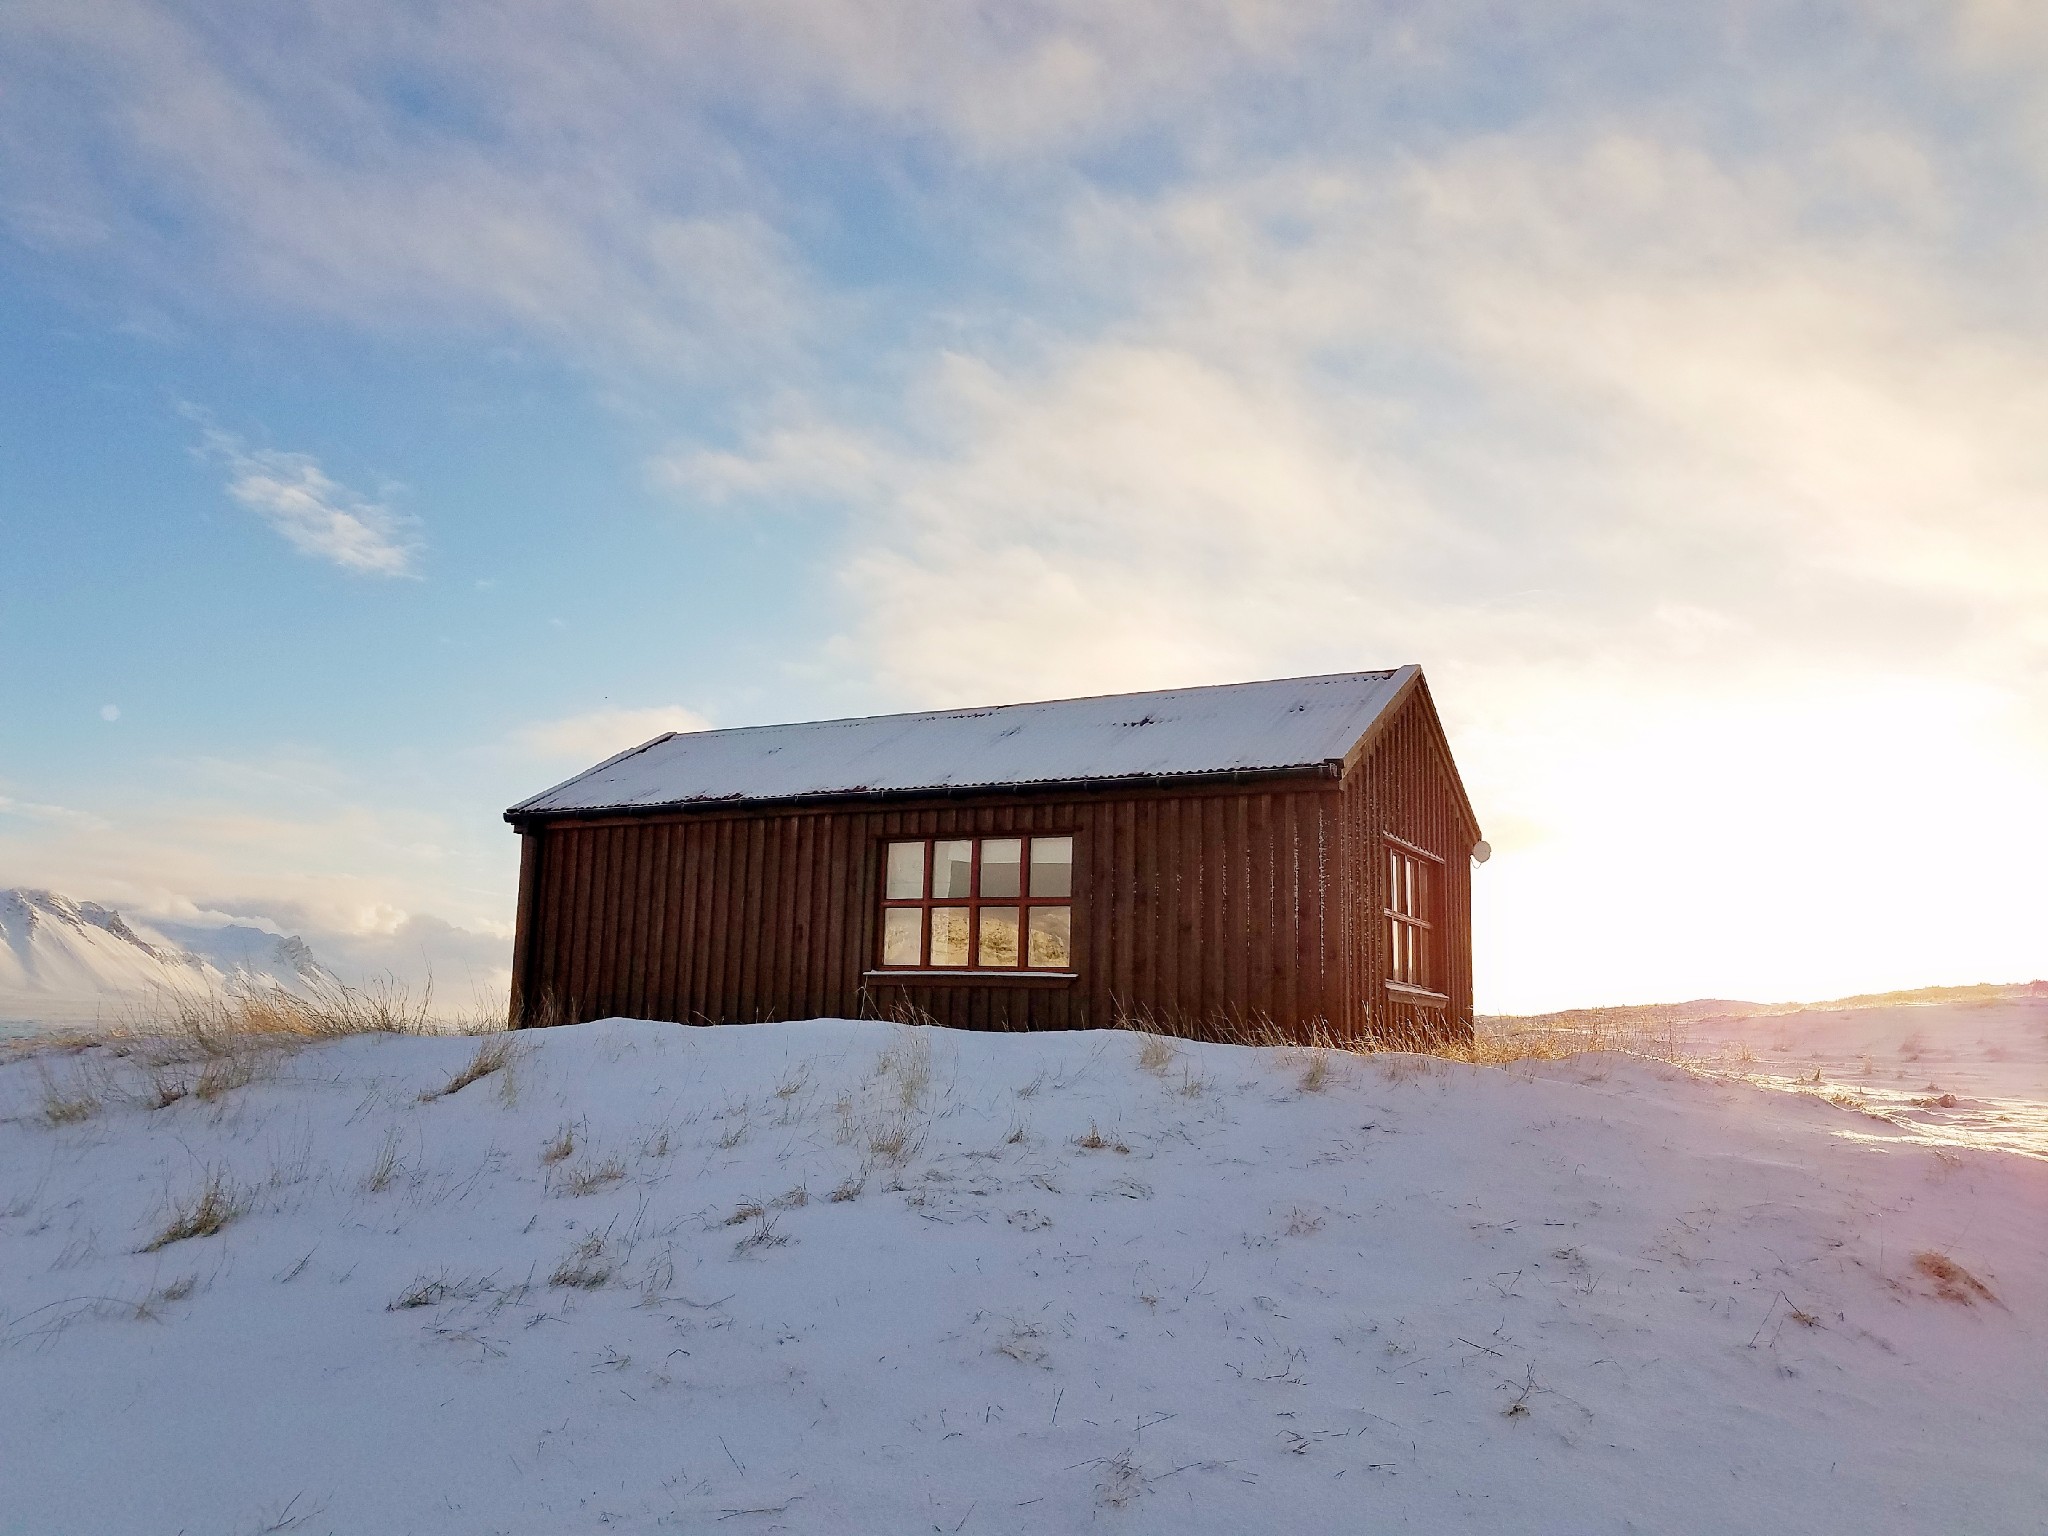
[{"left": 3, "top": 1011, "right": 2043, "bottom": 1534}]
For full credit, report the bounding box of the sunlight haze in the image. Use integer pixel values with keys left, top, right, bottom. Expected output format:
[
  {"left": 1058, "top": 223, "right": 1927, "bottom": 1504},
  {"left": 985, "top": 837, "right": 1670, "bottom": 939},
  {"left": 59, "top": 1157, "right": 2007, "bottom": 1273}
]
[{"left": 3, "top": 2, "right": 2044, "bottom": 1012}]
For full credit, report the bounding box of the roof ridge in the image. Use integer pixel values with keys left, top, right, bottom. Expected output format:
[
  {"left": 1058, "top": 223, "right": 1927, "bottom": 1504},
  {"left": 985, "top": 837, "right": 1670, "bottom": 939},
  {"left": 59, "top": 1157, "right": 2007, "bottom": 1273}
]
[
  {"left": 508, "top": 667, "right": 1420, "bottom": 819},
  {"left": 617, "top": 668, "right": 1412, "bottom": 744}
]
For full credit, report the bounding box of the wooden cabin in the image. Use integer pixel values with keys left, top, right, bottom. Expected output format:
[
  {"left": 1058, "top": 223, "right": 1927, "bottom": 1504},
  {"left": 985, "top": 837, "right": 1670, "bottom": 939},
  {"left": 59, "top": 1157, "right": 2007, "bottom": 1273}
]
[{"left": 505, "top": 667, "right": 1483, "bottom": 1043}]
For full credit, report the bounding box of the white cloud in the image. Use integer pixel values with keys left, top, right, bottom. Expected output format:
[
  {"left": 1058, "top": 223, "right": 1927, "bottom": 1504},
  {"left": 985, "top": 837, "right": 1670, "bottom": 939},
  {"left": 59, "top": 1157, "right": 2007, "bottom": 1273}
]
[
  {"left": 676, "top": 130, "right": 2048, "bottom": 1010},
  {"left": 0, "top": 794, "right": 113, "bottom": 833},
  {"left": 99, "top": 704, "right": 119, "bottom": 722},
  {"left": 514, "top": 706, "right": 714, "bottom": 763},
  {"left": 198, "top": 428, "right": 421, "bottom": 577}
]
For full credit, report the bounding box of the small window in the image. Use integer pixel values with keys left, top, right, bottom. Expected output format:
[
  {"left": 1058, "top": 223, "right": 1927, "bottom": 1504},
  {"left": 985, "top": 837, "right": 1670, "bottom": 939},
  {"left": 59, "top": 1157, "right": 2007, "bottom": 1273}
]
[
  {"left": 878, "top": 834, "right": 1075, "bottom": 971},
  {"left": 1385, "top": 841, "right": 1439, "bottom": 991}
]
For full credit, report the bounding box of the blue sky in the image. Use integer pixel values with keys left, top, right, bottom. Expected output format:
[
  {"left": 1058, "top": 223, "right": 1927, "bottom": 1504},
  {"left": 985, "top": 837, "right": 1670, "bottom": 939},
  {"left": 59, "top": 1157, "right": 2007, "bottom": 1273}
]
[{"left": 3, "top": 2, "right": 2045, "bottom": 1011}]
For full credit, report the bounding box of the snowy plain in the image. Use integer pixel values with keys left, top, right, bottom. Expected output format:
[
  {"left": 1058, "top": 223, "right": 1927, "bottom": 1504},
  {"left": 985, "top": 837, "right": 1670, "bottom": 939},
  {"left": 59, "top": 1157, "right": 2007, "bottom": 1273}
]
[{"left": 3, "top": 1007, "right": 2044, "bottom": 1535}]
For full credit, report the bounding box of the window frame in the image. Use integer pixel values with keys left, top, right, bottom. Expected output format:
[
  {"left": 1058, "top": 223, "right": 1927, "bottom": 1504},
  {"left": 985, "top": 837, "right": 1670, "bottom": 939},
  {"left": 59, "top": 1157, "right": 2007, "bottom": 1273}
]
[
  {"left": 1383, "top": 834, "right": 1446, "bottom": 1000},
  {"left": 875, "top": 833, "right": 1077, "bottom": 973}
]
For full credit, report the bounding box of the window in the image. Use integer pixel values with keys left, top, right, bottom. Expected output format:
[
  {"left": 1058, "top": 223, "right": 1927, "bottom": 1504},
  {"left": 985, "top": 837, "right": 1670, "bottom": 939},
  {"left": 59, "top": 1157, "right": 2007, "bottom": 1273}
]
[
  {"left": 1385, "top": 841, "right": 1440, "bottom": 992},
  {"left": 878, "top": 835, "right": 1075, "bottom": 971}
]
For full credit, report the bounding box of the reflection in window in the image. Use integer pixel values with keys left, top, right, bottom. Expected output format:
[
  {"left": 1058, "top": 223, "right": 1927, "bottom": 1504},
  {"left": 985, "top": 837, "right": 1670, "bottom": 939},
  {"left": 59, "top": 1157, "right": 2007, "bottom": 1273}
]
[
  {"left": 978, "top": 907, "right": 1019, "bottom": 966},
  {"left": 1029, "top": 836, "right": 1072, "bottom": 897},
  {"left": 878, "top": 835, "right": 1076, "bottom": 972},
  {"left": 1385, "top": 843, "right": 1437, "bottom": 990},
  {"left": 930, "top": 907, "right": 971, "bottom": 967},
  {"left": 932, "top": 840, "right": 974, "bottom": 899},
  {"left": 980, "top": 839, "right": 1022, "bottom": 898},
  {"left": 1027, "top": 906, "right": 1072, "bottom": 969},
  {"left": 885, "top": 842, "right": 926, "bottom": 901},
  {"left": 882, "top": 908, "right": 923, "bottom": 967}
]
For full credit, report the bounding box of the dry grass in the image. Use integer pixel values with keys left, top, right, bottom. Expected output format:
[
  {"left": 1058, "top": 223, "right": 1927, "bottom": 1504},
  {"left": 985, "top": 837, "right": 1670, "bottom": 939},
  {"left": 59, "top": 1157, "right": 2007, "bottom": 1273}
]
[
  {"left": 557, "top": 1155, "right": 627, "bottom": 1197},
  {"left": 1075, "top": 1123, "right": 1131, "bottom": 1154},
  {"left": 141, "top": 1168, "right": 248, "bottom": 1251},
  {"left": 539, "top": 1122, "right": 578, "bottom": 1165},
  {"left": 733, "top": 1215, "right": 789, "bottom": 1257},
  {"left": 194, "top": 1050, "right": 266, "bottom": 1102},
  {"left": 1135, "top": 1033, "right": 1178, "bottom": 1075},
  {"left": 131, "top": 1274, "right": 198, "bottom": 1321},
  {"left": 420, "top": 1036, "right": 520, "bottom": 1102},
  {"left": 36, "top": 1065, "right": 103, "bottom": 1126},
  {"left": 866, "top": 1117, "right": 925, "bottom": 1167},
  {"left": 1096, "top": 995, "right": 1709, "bottom": 1075},
  {"left": 141, "top": 1062, "right": 191, "bottom": 1109},
  {"left": 1912, "top": 1250, "right": 1997, "bottom": 1305},
  {"left": 875, "top": 1029, "right": 933, "bottom": 1111},
  {"left": 388, "top": 1272, "right": 493, "bottom": 1311},
  {"left": 115, "top": 976, "right": 441, "bottom": 1056},
  {"left": 549, "top": 1232, "right": 614, "bottom": 1290},
  {"left": 363, "top": 1128, "right": 405, "bottom": 1193}
]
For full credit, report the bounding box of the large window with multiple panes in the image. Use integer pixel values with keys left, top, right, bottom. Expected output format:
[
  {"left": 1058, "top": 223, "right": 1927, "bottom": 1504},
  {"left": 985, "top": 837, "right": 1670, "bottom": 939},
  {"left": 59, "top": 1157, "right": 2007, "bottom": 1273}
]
[
  {"left": 1385, "top": 841, "right": 1440, "bottom": 992},
  {"left": 878, "top": 835, "right": 1075, "bottom": 972}
]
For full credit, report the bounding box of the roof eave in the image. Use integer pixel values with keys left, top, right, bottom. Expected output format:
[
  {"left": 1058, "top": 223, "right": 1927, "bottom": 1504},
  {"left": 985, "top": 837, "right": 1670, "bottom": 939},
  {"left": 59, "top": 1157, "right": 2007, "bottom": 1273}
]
[{"left": 503, "top": 760, "right": 1343, "bottom": 829}]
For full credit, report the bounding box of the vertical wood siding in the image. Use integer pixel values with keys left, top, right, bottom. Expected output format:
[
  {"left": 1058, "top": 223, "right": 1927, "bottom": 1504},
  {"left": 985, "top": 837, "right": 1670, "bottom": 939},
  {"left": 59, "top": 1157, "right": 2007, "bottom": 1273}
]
[
  {"left": 515, "top": 780, "right": 1351, "bottom": 1035},
  {"left": 1337, "top": 685, "right": 1478, "bottom": 1042},
  {"left": 510, "top": 686, "right": 1476, "bottom": 1041}
]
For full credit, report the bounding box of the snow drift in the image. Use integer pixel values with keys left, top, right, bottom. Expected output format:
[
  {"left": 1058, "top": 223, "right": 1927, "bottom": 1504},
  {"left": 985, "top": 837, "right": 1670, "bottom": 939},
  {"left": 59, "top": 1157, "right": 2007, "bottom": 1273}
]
[{"left": 2, "top": 1010, "right": 2042, "bottom": 1534}]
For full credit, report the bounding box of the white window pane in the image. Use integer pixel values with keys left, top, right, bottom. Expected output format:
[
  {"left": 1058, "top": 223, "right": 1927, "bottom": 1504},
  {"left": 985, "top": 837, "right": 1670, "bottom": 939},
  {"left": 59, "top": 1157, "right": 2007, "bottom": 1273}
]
[
  {"left": 980, "top": 839, "right": 1022, "bottom": 898},
  {"left": 1029, "top": 836, "right": 1073, "bottom": 898},
  {"left": 930, "top": 907, "right": 971, "bottom": 967},
  {"left": 978, "top": 907, "right": 1020, "bottom": 967},
  {"left": 933, "top": 840, "right": 974, "bottom": 899},
  {"left": 882, "top": 908, "right": 923, "bottom": 967},
  {"left": 885, "top": 841, "right": 926, "bottom": 901},
  {"left": 1026, "top": 907, "right": 1072, "bottom": 969}
]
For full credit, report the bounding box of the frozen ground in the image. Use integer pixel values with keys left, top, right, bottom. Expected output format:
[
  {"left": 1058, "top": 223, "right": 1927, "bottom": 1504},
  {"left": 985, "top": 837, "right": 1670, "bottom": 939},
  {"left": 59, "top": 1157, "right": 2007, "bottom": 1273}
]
[{"left": 2, "top": 1011, "right": 2044, "bottom": 1535}]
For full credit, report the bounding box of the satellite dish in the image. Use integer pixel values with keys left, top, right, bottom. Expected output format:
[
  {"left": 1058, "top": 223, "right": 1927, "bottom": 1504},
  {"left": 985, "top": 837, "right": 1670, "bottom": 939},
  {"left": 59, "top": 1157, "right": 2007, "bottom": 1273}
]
[{"left": 1471, "top": 840, "right": 1492, "bottom": 865}]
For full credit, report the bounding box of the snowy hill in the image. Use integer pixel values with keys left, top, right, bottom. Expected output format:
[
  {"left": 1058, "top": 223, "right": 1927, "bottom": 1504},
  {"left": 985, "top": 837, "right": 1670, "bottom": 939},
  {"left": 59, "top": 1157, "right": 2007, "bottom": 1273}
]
[
  {"left": 0, "top": 888, "right": 337, "bottom": 1024},
  {"left": 2, "top": 1010, "right": 2042, "bottom": 1534}
]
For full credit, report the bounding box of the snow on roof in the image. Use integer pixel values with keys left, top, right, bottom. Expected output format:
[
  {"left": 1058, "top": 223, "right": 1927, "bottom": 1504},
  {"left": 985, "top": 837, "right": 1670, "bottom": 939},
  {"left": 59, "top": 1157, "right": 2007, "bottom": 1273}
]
[{"left": 509, "top": 667, "right": 1419, "bottom": 818}]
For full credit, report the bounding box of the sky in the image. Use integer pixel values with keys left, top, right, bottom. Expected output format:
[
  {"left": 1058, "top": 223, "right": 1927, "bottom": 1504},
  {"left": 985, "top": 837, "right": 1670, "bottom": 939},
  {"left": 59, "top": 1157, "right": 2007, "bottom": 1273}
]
[{"left": 2, "top": 1, "right": 2045, "bottom": 1015}]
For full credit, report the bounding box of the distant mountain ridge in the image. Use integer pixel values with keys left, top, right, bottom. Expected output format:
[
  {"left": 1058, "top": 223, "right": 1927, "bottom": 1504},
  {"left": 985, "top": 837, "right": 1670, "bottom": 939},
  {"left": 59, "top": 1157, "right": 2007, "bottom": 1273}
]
[{"left": 0, "top": 888, "right": 338, "bottom": 1023}]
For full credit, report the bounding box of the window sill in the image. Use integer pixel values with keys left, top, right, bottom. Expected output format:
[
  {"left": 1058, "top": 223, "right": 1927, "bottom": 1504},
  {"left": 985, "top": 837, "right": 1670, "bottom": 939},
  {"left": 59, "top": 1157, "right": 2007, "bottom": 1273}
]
[
  {"left": 865, "top": 969, "right": 1078, "bottom": 987},
  {"left": 1384, "top": 981, "right": 1450, "bottom": 1006}
]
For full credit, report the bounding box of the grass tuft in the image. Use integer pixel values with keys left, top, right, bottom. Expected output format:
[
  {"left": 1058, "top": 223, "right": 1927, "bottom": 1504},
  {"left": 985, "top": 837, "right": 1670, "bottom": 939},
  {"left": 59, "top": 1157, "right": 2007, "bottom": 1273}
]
[
  {"left": 1912, "top": 1250, "right": 1997, "bottom": 1305},
  {"left": 557, "top": 1156, "right": 626, "bottom": 1197},
  {"left": 141, "top": 1169, "right": 247, "bottom": 1251},
  {"left": 540, "top": 1122, "right": 578, "bottom": 1166},
  {"left": 420, "top": 1036, "right": 519, "bottom": 1102},
  {"left": 1075, "top": 1123, "right": 1131, "bottom": 1154},
  {"left": 1135, "top": 1033, "right": 1178, "bottom": 1075},
  {"left": 549, "top": 1232, "right": 614, "bottom": 1290},
  {"left": 131, "top": 1274, "right": 199, "bottom": 1322},
  {"left": 363, "top": 1128, "right": 405, "bottom": 1194},
  {"left": 36, "top": 1066, "right": 103, "bottom": 1126}
]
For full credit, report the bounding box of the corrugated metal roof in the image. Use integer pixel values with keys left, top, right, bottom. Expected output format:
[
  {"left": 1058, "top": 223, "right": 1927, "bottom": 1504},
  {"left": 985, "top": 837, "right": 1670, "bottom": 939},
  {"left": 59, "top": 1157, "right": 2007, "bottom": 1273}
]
[{"left": 507, "top": 667, "right": 1419, "bottom": 819}]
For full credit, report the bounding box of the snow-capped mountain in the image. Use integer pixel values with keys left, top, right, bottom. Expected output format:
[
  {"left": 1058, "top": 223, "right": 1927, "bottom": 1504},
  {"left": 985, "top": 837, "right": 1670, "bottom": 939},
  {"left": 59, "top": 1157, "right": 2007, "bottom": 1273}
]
[{"left": 0, "top": 889, "right": 338, "bottom": 1024}]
